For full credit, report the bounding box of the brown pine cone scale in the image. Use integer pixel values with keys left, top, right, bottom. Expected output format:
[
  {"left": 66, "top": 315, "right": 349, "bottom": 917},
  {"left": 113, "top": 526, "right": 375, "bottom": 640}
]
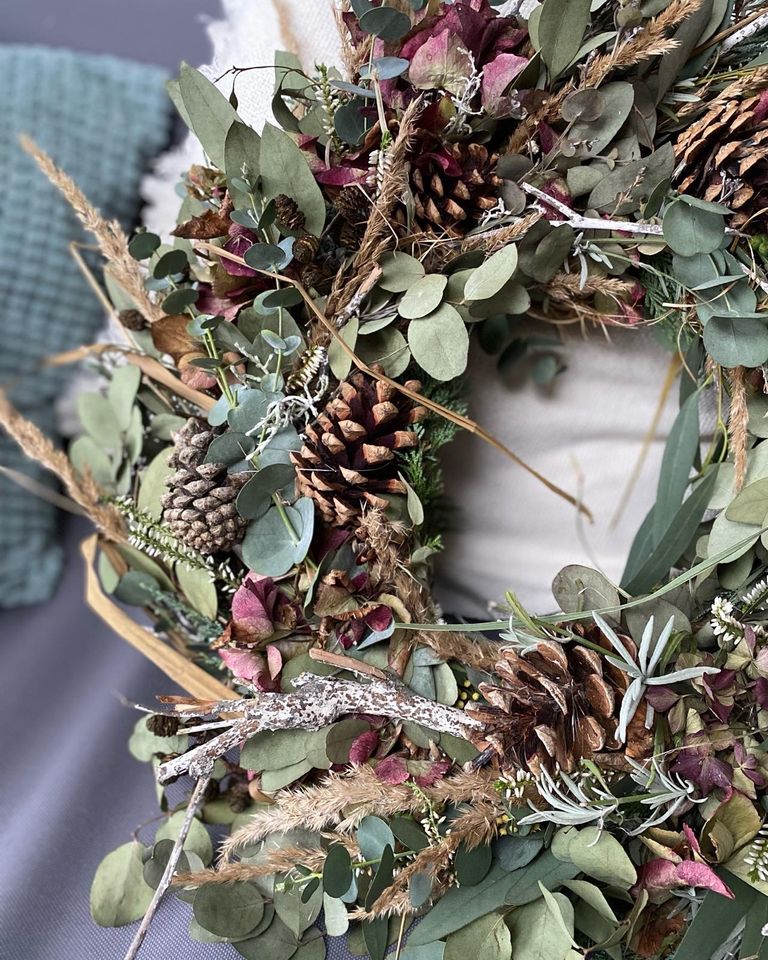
[{"left": 291, "top": 368, "right": 426, "bottom": 527}]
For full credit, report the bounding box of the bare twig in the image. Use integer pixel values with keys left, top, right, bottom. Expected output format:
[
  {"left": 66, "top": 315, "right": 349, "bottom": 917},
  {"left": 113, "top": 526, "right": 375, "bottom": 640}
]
[
  {"left": 157, "top": 674, "right": 481, "bottom": 783},
  {"left": 123, "top": 777, "right": 210, "bottom": 960}
]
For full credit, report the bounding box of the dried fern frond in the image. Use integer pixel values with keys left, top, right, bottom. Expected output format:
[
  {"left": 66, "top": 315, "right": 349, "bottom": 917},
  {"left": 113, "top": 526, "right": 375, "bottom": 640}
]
[{"left": 19, "top": 135, "right": 161, "bottom": 323}]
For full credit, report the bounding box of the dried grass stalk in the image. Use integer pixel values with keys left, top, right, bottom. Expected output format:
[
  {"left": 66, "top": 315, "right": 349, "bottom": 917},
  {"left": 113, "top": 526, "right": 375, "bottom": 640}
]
[
  {"left": 326, "top": 98, "right": 423, "bottom": 319},
  {"left": 507, "top": 0, "right": 700, "bottom": 153},
  {"left": 175, "top": 847, "right": 326, "bottom": 889},
  {"left": 357, "top": 802, "right": 500, "bottom": 919},
  {"left": 222, "top": 766, "right": 500, "bottom": 860},
  {"left": 728, "top": 366, "right": 749, "bottom": 492},
  {"left": 19, "top": 135, "right": 161, "bottom": 323},
  {"left": 0, "top": 391, "right": 124, "bottom": 539}
]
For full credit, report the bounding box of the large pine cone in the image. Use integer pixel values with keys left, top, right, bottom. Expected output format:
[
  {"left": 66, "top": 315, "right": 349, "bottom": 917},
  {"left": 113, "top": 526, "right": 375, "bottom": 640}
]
[
  {"left": 160, "top": 418, "right": 248, "bottom": 555},
  {"left": 291, "top": 369, "right": 426, "bottom": 527},
  {"left": 410, "top": 138, "right": 501, "bottom": 234},
  {"left": 467, "top": 631, "right": 650, "bottom": 775},
  {"left": 676, "top": 91, "right": 768, "bottom": 231}
]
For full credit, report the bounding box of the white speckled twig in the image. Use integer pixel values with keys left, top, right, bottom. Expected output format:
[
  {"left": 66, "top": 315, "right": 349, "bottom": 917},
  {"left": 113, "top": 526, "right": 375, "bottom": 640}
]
[{"left": 157, "top": 675, "right": 481, "bottom": 783}]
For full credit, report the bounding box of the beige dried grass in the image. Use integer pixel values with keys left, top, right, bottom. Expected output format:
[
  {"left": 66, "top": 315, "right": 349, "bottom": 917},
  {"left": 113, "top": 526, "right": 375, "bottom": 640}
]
[{"left": 19, "top": 135, "right": 161, "bottom": 323}]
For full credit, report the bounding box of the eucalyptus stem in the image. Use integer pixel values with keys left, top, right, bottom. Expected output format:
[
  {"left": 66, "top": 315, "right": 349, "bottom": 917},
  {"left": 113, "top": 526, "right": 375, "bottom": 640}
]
[{"left": 272, "top": 493, "right": 300, "bottom": 545}]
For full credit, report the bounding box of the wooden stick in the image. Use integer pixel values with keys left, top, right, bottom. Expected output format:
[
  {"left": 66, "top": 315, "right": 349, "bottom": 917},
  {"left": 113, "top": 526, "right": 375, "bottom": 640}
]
[
  {"left": 123, "top": 777, "right": 210, "bottom": 960},
  {"left": 195, "top": 241, "right": 592, "bottom": 520}
]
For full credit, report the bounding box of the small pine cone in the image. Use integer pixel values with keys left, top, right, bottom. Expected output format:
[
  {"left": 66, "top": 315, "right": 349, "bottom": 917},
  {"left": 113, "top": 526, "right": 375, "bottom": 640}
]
[
  {"left": 334, "top": 185, "right": 371, "bottom": 227},
  {"left": 119, "top": 309, "right": 148, "bottom": 331},
  {"left": 293, "top": 232, "right": 321, "bottom": 264},
  {"left": 300, "top": 262, "right": 325, "bottom": 290},
  {"left": 339, "top": 221, "right": 364, "bottom": 248},
  {"left": 160, "top": 418, "right": 248, "bottom": 555},
  {"left": 410, "top": 138, "right": 501, "bottom": 234},
  {"left": 291, "top": 367, "right": 426, "bottom": 527},
  {"left": 467, "top": 630, "right": 647, "bottom": 775},
  {"left": 675, "top": 92, "right": 768, "bottom": 230},
  {"left": 146, "top": 714, "right": 181, "bottom": 737},
  {"left": 275, "top": 193, "right": 306, "bottom": 232}
]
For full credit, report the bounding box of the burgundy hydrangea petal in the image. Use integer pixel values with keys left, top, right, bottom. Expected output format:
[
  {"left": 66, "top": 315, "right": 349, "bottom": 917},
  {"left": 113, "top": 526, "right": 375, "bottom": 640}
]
[
  {"left": 223, "top": 224, "right": 258, "bottom": 277},
  {"left": 375, "top": 755, "right": 411, "bottom": 785},
  {"left": 266, "top": 645, "right": 283, "bottom": 681},
  {"left": 218, "top": 647, "right": 267, "bottom": 683},
  {"left": 481, "top": 53, "right": 527, "bottom": 115},
  {"left": 365, "top": 604, "right": 394, "bottom": 633},
  {"left": 195, "top": 285, "right": 242, "bottom": 322},
  {"left": 315, "top": 165, "right": 368, "bottom": 186},
  {"left": 411, "top": 759, "right": 452, "bottom": 788},
  {"left": 349, "top": 730, "right": 380, "bottom": 765},
  {"left": 756, "top": 677, "right": 768, "bottom": 710}
]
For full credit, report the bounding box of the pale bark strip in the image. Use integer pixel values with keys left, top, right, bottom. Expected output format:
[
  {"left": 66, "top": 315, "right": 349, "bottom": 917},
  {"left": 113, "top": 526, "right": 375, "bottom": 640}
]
[
  {"left": 157, "top": 675, "right": 481, "bottom": 783},
  {"left": 123, "top": 777, "right": 210, "bottom": 960}
]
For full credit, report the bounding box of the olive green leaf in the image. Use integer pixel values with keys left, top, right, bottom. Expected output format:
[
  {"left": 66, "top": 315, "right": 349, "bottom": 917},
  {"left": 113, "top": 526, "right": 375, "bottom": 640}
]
[
  {"left": 90, "top": 842, "right": 154, "bottom": 927},
  {"left": 260, "top": 123, "right": 326, "bottom": 236},
  {"left": 703, "top": 316, "right": 768, "bottom": 369},
  {"left": 225, "top": 121, "right": 261, "bottom": 207},
  {"left": 408, "top": 303, "right": 469, "bottom": 381},
  {"left": 176, "top": 562, "right": 218, "bottom": 619},
  {"left": 508, "top": 892, "right": 574, "bottom": 960},
  {"left": 551, "top": 826, "right": 636, "bottom": 888},
  {"left": 726, "top": 478, "right": 768, "bottom": 525},
  {"left": 464, "top": 245, "right": 519, "bottom": 302},
  {"left": 445, "top": 914, "right": 511, "bottom": 960},
  {"left": 399, "top": 275, "right": 448, "bottom": 320},
  {"left": 379, "top": 252, "right": 426, "bottom": 292},
  {"left": 193, "top": 882, "right": 264, "bottom": 939},
  {"left": 178, "top": 62, "right": 240, "bottom": 170},
  {"left": 538, "top": 0, "right": 592, "bottom": 79},
  {"left": 156, "top": 809, "right": 214, "bottom": 865}
]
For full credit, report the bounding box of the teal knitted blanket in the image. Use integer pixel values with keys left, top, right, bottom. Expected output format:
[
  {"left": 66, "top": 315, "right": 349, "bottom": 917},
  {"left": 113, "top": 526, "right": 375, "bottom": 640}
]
[{"left": 0, "top": 46, "right": 171, "bottom": 607}]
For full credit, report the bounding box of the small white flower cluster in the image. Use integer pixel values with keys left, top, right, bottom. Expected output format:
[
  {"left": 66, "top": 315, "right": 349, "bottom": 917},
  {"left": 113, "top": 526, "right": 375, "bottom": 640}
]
[
  {"left": 497, "top": 768, "right": 535, "bottom": 802},
  {"left": 710, "top": 596, "right": 744, "bottom": 648},
  {"left": 367, "top": 144, "right": 394, "bottom": 197},
  {"left": 742, "top": 576, "right": 768, "bottom": 612},
  {"left": 744, "top": 821, "right": 768, "bottom": 884}
]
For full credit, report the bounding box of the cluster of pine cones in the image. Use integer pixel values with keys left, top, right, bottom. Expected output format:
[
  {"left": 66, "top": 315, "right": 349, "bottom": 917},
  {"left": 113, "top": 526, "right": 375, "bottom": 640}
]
[{"left": 161, "top": 370, "right": 425, "bottom": 555}]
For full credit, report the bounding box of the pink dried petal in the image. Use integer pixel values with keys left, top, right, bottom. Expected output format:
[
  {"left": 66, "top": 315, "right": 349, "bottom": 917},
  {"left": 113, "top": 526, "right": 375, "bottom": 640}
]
[
  {"left": 675, "top": 861, "right": 734, "bottom": 899},
  {"left": 266, "top": 645, "right": 283, "bottom": 681},
  {"left": 218, "top": 647, "right": 267, "bottom": 683},
  {"left": 411, "top": 759, "right": 451, "bottom": 788},
  {"left": 481, "top": 53, "right": 527, "bottom": 115}
]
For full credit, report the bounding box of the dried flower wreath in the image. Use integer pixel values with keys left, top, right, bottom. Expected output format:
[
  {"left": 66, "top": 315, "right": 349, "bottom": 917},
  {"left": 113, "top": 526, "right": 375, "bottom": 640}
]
[{"left": 6, "top": 1, "right": 768, "bottom": 958}]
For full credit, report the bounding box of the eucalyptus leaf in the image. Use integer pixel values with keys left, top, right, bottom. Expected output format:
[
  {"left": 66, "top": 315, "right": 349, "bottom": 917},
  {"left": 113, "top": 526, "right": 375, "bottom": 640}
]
[
  {"left": 464, "top": 245, "right": 519, "bottom": 302},
  {"left": 156, "top": 810, "right": 213, "bottom": 865},
  {"left": 90, "top": 842, "right": 154, "bottom": 927},
  {"left": 108, "top": 364, "right": 142, "bottom": 431},
  {"left": 509, "top": 893, "right": 574, "bottom": 960},
  {"left": 445, "top": 914, "right": 511, "bottom": 960},
  {"left": 538, "top": 0, "right": 591, "bottom": 78},
  {"left": 663, "top": 199, "right": 725, "bottom": 256},
  {"left": 176, "top": 562, "right": 218, "bottom": 619},
  {"left": 551, "top": 826, "right": 636, "bottom": 888},
  {"left": 78, "top": 393, "right": 122, "bottom": 451},
  {"left": 178, "top": 62, "right": 240, "bottom": 170},
  {"left": 193, "top": 882, "right": 264, "bottom": 939},
  {"left": 399, "top": 275, "right": 448, "bottom": 320},
  {"left": 379, "top": 252, "right": 425, "bottom": 292},
  {"left": 260, "top": 123, "right": 326, "bottom": 236},
  {"left": 357, "top": 816, "right": 396, "bottom": 862},
  {"left": 408, "top": 303, "right": 469, "bottom": 382},
  {"left": 652, "top": 387, "right": 701, "bottom": 544},
  {"left": 703, "top": 316, "right": 768, "bottom": 369}
]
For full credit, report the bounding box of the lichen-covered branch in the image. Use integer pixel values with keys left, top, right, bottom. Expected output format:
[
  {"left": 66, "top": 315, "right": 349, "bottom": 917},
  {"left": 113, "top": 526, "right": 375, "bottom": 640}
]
[{"left": 157, "top": 674, "right": 482, "bottom": 783}]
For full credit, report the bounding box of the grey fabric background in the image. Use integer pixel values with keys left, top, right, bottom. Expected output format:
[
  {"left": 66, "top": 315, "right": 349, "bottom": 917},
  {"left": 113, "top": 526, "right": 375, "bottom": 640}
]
[{"left": 0, "top": 4, "right": 238, "bottom": 958}]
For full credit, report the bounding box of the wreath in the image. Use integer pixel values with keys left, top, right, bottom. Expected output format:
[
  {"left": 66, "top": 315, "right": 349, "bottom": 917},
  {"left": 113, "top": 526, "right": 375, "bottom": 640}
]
[{"left": 6, "top": 1, "right": 768, "bottom": 958}]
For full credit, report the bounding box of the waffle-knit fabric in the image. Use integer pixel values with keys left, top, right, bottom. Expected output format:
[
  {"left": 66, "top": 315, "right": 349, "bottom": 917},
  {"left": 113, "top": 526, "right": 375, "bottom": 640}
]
[{"left": 0, "top": 46, "right": 171, "bottom": 607}]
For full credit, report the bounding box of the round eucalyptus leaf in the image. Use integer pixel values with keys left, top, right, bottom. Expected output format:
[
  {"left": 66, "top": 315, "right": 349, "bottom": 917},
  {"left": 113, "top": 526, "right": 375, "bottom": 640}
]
[
  {"left": 70, "top": 435, "right": 117, "bottom": 488},
  {"left": 153, "top": 249, "right": 189, "bottom": 279},
  {"left": 162, "top": 287, "right": 199, "bottom": 313},
  {"left": 244, "top": 243, "right": 287, "bottom": 271},
  {"left": 378, "top": 252, "right": 425, "bottom": 292},
  {"left": 408, "top": 872, "right": 433, "bottom": 908},
  {"left": 193, "top": 882, "right": 265, "bottom": 939},
  {"left": 663, "top": 199, "right": 725, "bottom": 256},
  {"left": 398, "top": 274, "right": 448, "bottom": 319},
  {"left": 408, "top": 303, "right": 469, "bottom": 381},
  {"left": 78, "top": 392, "right": 122, "bottom": 450},
  {"left": 90, "top": 842, "right": 153, "bottom": 927},
  {"left": 703, "top": 316, "right": 768, "bottom": 369},
  {"left": 359, "top": 6, "right": 411, "bottom": 41},
  {"left": 129, "top": 231, "right": 161, "bottom": 261},
  {"left": 362, "top": 56, "right": 410, "bottom": 81},
  {"left": 334, "top": 100, "right": 369, "bottom": 146},
  {"left": 464, "top": 245, "right": 519, "bottom": 302},
  {"left": 241, "top": 498, "right": 314, "bottom": 577},
  {"left": 204, "top": 432, "right": 256, "bottom": 466},
  {"left": 454, "top": 841, "right": 492, "bottom": 887},
  {"left": 357, "top": 816, "right": 395, "bottom": 862},
  {"left": 114, "top": 570, "right": 159, "bottom": 607},
  {"left": 561, "top": 87, "right": 604, "bottom": 122},
  {"left": 357, "top": 326, "right": 411, "bottom": 377},
  {"left": 237, "top": 464, "right": 297, "bottom": 520},
  {"left": 142, "top": 839, "right": 191, "bottom": 890}
]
